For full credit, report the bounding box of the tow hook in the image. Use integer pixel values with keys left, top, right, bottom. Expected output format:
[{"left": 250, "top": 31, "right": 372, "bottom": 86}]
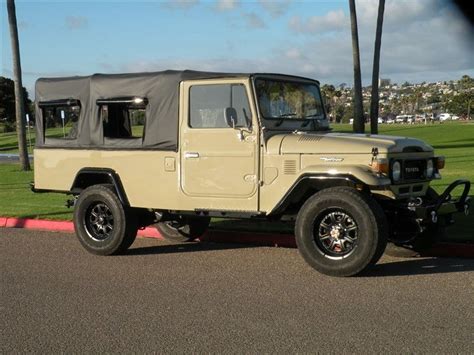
[
  {"left": 408, "top": 197, "right": 423, "bottom": 211},
  {"left": 415, "top": 218, "right": 426, "bottom": 233},
  {"left": 65, "top": 196, "right": 78, "bottom": 208},
  {"left": 431, "top": 211, "right": 438, "bottom": 224}
]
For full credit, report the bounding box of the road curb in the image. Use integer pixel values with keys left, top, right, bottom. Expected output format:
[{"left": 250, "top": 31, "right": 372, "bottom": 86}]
[
  {"left": 1, "top": 217, "right": 472, "bottom": 258},
  {"left": 0, "top": 217, "right": 163, "bottom": 239}
]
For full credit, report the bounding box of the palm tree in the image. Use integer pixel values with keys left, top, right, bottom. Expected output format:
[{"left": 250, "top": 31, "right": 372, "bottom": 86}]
[
  {"left": 349, "top": 0, "right": 364, "bottom": 133},
  {"left": 369, "top": 0, "right": 385, "bottom": 134},
  {"left": 7, "top": 0, "right": 30, "bottom": 170}
]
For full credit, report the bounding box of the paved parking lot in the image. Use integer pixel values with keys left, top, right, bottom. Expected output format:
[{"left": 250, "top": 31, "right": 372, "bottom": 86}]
[{"left": 1, "top": 228, "right": 473, "bottom": 353}]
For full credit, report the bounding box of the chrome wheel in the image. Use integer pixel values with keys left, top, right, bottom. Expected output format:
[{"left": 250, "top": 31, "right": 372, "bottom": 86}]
[
  {"left": 85, "top": 202, "right": 114, "bottom": 241},
  {"left": 314, "top": 210, "right": 358, "bottom": 259}
]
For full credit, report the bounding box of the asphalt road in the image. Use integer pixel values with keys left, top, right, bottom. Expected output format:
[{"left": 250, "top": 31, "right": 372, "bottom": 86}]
[{"left": 1, "top": 229, "right": 473, "bottom": 353}]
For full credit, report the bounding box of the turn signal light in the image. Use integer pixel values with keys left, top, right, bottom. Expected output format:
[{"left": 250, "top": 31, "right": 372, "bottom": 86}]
[
  {"left": 371, "top": 158, "right": 389, "bottom": 174},
  {"left": 436, "top": 156, "right": 445, "bottom": 170}
]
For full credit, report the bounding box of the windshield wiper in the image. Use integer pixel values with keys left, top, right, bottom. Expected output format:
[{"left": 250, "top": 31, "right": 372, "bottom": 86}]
[
  {"left": 301, "top": 115, "right": 323, "bottom": 127},
  {"left": 275, "top": 113, "right": 297, "bottom": 127}
]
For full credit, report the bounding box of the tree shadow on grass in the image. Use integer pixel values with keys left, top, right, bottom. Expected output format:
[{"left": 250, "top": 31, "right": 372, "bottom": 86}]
[{"left": 433, "top": 142, "right": 474, "bottom": 149}]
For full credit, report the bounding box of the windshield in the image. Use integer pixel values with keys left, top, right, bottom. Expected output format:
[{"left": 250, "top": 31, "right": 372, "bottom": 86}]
[{"left": 255, "top": 78, "right": 325, "bottom": 121}]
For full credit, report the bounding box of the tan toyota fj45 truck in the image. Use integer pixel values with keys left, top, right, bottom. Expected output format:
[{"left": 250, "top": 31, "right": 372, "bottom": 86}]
[{"left": 33, "top": 71, "right": 470, "bottom": 276}]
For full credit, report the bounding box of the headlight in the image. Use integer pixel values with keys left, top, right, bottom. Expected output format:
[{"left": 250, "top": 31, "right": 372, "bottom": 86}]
[
  {"left": 392, "top": 161, "right": 401, "bottom": 182},
  {"left": 426, "top": 159, "right": 434, "bottom": 178}
]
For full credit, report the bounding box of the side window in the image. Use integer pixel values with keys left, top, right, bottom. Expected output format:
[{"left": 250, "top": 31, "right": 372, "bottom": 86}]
[
  {"left": 97, "top": 97, "right": 147, "bottom": 140},
  {"left": 39, "top": 99, "right": 81, "bottom": 141},
  {"left": 189, "top": 84, "right": 251, "bottom": 128}
]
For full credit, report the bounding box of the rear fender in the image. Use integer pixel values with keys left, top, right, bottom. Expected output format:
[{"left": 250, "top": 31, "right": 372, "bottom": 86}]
[{"left": 70, "top": 168, "right": 129, "bottom": 205}]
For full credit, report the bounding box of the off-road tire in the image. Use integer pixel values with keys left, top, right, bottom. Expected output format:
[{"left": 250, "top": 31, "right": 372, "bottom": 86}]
[
  {"left": 155, "top": 216, "right": 211, "bottom": 243},
  {"left": 295, "top": 187, "right": 388, "bottom": 277},
  {"left": 73, "top": 185, "right": 137, "bottom": 255}
]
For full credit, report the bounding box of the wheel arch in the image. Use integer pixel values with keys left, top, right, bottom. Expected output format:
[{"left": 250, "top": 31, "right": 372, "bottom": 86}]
[
  {"left": 269, "top": 174, "right": 367, "bottom": 216},
  {"left": 70, "top": 168, "right": 129, "bottom": 206}
]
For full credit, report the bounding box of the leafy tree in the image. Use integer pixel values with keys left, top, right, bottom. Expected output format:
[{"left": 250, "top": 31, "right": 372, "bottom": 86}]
[
  {"left": 0, "top": 76, "right": 32, "bottom": 122},
  {"left": 321, "top": 84, "right": 336, "bottom": 114},
  {"left": 445, "top": 92, "right": 474, "bottom": 116}
]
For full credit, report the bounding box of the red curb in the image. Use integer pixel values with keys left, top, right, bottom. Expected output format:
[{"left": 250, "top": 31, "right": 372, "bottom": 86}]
[
  {"left": 0, "top": 217, "right": 163, "bottom": 239},
  {"left": 137, "top": 227, "right": 163, "bottom": 239},
  {"left": 4, "top": 217, "right": 75, "bottom": 232},
  {"left": 1, "top": 217, "right": 472, "bottom": 258}
]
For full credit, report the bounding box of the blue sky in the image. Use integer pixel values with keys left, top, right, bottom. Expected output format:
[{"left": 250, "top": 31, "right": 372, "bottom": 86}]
[{"left": 1, "top": 0, "right": 473, "bottom": 96}]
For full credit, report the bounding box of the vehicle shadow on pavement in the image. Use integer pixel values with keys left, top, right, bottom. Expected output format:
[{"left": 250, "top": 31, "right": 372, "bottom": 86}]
[
  {"left": 362, "top": 257, "right": 474, "bottom": 277},
  {"left": 124, "top": 241, "right": 256, "bottom": 255}
]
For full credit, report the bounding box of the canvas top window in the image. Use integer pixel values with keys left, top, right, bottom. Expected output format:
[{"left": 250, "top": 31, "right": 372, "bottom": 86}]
[
  {"left": 39, "top": 99, "right": 81, "bottom": 142},
  {"left": 97, "top": 97, "right": 148, "bottom": 143}
]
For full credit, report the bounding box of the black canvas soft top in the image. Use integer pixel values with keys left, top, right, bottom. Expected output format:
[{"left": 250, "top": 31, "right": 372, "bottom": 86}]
[
  {"left": 35, "top": 70, "right": 319, "bottom": 150},
  {"left": 35, "top": 70, "right": 251, "bottom": 150}
]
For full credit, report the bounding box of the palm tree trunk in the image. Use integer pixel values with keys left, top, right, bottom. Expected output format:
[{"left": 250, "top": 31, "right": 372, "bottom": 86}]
[
  {"left": 369, "top": 0, "right": 385, "bottom": 135},
  {"left": 349, "top": 0, "right": 364, "bottom": 133},
  {"left": 7, "top": 0, "right": 30, "bottom": 171}
]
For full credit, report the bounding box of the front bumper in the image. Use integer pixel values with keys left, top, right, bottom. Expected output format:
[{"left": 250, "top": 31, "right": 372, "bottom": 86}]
[{"left": 408, "top": 179, "right": 470, "bottom": 222}]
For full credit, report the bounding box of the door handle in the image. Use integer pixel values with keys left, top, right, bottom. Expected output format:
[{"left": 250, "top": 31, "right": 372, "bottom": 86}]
[{"left": 184, "top": 152, "right": 200, "bottom": 159}]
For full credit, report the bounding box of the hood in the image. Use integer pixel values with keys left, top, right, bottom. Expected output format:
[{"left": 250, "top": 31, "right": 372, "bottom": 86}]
[{"left": 266, "top": 132, "right": 433, "bottom": 155}]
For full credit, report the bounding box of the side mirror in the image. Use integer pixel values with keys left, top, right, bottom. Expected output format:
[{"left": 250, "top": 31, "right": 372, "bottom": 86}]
[{"left": 225, "top": 107, "right": 238, "bottom": 128}]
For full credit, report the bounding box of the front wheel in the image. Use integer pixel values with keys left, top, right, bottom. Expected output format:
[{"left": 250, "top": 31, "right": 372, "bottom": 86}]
[
  {"left": 155, "top": 216, "right": 211, "bottom": 243},
  {"left": 295, "top": 187, "right": 388, "bottom": 277},
  {"left": 73, "top": 185, "right": 137, "bottom": 255}
]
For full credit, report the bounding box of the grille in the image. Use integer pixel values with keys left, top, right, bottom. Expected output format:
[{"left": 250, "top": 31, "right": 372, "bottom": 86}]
[
  {"left": 298, "top": 135, "right": 322, "bottom": 142},
  {"left": 403, "top": 159, "right": 426, "bottom": 180},
  {"left": 283, "top": 160, "right": 297, "bottom": 175}
]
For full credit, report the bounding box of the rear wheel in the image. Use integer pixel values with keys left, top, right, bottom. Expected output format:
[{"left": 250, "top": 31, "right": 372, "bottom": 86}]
[
  {"left": 155, "top": 216, "right": 211, "bottom": 243},
  {"left": 73, "top": 185, "right": 137, "bottom": 255},
  {"left": 295, "top": 187, "right": 388, "bottom": 277}
]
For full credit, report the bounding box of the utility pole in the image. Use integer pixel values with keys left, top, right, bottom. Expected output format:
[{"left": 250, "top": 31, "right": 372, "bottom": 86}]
[{"left": 7, "top": 0, "right": 30, "bottom": 170}]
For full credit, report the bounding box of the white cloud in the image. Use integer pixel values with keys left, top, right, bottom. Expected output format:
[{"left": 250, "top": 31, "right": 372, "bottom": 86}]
[
  {"left": 215, "top": 0, "right": 239, "bottom": 11},
  {"left": 285, "top": 48, "right": 304, "bottom": 60},
  {"left": 52, "top": 0, "right": 473, "bottom": 87},
  {"left": 258, "top": 0, "right": 291, "bottom": 18},
  {"left": 18, "top": 20, "right": 29, "bottom": 29},
  {"left": 289, "top": 9, "right": 348, "bottom": 34},
  {"left": 283, "top": 0, "right": 473, "bottom": 84},
  {"left": 65, "top": 16, "right": 88, "bottom": 30},
  {"left": 161, "top": 0, "right": 199, "bottom": 10},
  {"left": 242, "top": 12, "right": 266, "bottom": 29}
]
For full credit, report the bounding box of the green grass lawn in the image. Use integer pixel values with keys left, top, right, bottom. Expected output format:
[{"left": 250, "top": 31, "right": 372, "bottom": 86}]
[
  {"left": 1, "top": 121, "right": 473, "bottom": 242},
  {"left": 0, "top": 164, "right": 72, "bottom": 220}
]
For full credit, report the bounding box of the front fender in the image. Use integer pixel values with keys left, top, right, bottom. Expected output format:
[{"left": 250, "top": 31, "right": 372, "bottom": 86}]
[{"left": 300, "top": 164, "right": 391, "bottom": 187}]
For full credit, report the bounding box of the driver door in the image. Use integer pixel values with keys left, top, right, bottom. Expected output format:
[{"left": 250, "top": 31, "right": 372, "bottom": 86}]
[{"left": 180, "top": 79, "right": 259, "bottom": 211}]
